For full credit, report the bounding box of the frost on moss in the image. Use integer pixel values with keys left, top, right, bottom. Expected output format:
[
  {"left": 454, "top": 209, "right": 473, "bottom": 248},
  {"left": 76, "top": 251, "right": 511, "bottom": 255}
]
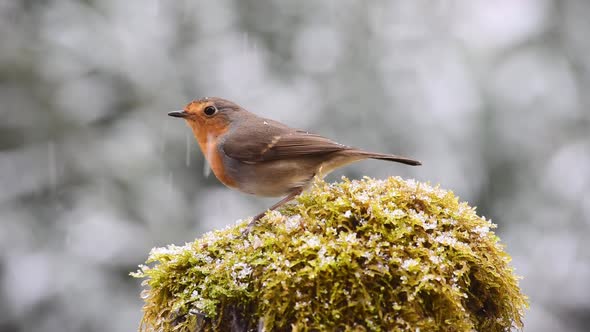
[{"left": 132, "top": 177, "right": 527, "bottom": 331}]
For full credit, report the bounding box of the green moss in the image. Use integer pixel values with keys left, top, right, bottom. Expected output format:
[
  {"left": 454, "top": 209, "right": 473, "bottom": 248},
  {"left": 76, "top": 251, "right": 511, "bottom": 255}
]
[{"left": 132, "top": 177, "right": 527, "bottom": 331}]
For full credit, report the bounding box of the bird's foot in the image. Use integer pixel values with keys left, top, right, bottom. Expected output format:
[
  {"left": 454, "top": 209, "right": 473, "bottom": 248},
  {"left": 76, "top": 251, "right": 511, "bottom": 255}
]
[{"left": 240, "top": 212, "right": 265, "bottom": 237}]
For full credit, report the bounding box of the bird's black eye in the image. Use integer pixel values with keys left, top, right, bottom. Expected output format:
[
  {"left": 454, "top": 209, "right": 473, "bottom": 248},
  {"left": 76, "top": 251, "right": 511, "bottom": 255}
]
[{"left": 203, "top": 105, "right": 217, "bottom": 116}]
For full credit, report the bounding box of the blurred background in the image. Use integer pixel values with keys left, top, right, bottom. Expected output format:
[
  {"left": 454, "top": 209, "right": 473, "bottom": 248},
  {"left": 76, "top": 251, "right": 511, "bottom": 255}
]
[{"left": 1, "top": 0, "right": 589, "bottom": 331}]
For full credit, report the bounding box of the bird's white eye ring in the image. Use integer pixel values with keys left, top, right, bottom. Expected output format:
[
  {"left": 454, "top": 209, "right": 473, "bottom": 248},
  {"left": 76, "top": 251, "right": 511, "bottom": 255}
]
[{"left": 204, "top": 105, "right": 217, "bottom": 116}]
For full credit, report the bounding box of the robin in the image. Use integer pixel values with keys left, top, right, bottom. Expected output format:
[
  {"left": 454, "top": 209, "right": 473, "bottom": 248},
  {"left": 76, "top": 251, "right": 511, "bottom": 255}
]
[{"left": 168, "top": 97, "right": 421, "bottom": 234}]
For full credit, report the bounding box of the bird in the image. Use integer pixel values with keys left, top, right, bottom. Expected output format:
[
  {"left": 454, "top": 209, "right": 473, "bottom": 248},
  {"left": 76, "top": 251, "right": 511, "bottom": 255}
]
[{"left": 168, "top": 97, "right": 421, "bottom": 234}]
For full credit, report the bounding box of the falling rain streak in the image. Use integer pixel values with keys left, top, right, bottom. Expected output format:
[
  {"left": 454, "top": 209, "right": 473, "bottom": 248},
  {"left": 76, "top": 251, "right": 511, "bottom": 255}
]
[
  {"left": 203, "top": 133, "right": 213, "bottom": 177},
  {"left": 185, "top": 131, "right": 191, "bottom": 167},
  {"left": 203, "top": 162, "right": 211, "bottom": 177},
  {"left": 151, "top": 0, "right": 161, "bottom": 16},
  {"left": 242, "top": 32, "right": 248, "bottom": 52},
  {"left": 167, "top": 171, "right": 174, "bottom": 196},
  {"left": 99, "top": 178, "right": 106, "bottom": 203},
  {"left": 161, "top": 120, "right": 170, "bottom": 155},
  {"left": 242, "top": 32, "right": 258, "bottom": 54},
  {"left": 48, "top": 141, "right": 57, "bottom": 192}
]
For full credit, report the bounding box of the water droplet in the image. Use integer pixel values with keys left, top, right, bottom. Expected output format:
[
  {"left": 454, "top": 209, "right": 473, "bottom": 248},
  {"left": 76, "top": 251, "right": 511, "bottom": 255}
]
[{"left": 140, "top": 289, "right": 150, "bottom": 299}]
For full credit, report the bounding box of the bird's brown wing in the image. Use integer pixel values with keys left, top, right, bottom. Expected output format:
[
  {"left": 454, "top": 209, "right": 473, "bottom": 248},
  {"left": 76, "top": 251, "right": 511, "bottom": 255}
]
[{"left": 222, "top": 119, "right": 349, "bottom": 163}]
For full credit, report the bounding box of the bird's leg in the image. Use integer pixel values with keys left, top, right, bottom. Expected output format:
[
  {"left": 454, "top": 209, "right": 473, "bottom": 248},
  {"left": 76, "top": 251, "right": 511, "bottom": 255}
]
[{"left": 242, "top": 188, "right": 303, "bottom": 236}]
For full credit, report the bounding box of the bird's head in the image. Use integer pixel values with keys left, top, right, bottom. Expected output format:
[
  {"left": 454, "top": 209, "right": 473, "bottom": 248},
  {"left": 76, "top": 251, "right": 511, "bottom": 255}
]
[{"left": 168, "top": 97, "right": 243, "bottom": 138}]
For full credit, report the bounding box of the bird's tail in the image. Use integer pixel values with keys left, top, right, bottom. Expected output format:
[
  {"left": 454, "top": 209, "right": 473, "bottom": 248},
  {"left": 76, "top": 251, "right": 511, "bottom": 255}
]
[{"left": 351, "top": 150, "right": 422, "bottom": 166}]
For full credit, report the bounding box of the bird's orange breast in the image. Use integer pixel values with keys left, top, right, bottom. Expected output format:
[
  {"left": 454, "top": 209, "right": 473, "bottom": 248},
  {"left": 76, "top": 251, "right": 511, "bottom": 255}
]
[{"left": 190, "top": 122, "right": 238, "bottom": 189}]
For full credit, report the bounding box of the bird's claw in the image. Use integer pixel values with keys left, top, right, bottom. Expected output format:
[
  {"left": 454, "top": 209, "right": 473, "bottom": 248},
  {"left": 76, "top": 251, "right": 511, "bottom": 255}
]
[
  {"left": 240, "top": 213, "right": 265, "bottom": 238},
  {"left": 240, "top": 223, "right": 254, "bottom": 238}
]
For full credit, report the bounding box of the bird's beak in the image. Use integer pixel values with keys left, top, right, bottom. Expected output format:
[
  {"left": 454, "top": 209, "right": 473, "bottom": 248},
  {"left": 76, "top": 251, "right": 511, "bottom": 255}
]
[{"left": 168, "top": 110, "right": 188, "bottom": 118}]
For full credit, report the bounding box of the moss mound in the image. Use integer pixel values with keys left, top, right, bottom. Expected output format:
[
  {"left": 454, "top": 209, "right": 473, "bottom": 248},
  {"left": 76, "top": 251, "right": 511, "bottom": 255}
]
[{"left": 133, "top": 177, "right": 527, "bottom": 331}]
